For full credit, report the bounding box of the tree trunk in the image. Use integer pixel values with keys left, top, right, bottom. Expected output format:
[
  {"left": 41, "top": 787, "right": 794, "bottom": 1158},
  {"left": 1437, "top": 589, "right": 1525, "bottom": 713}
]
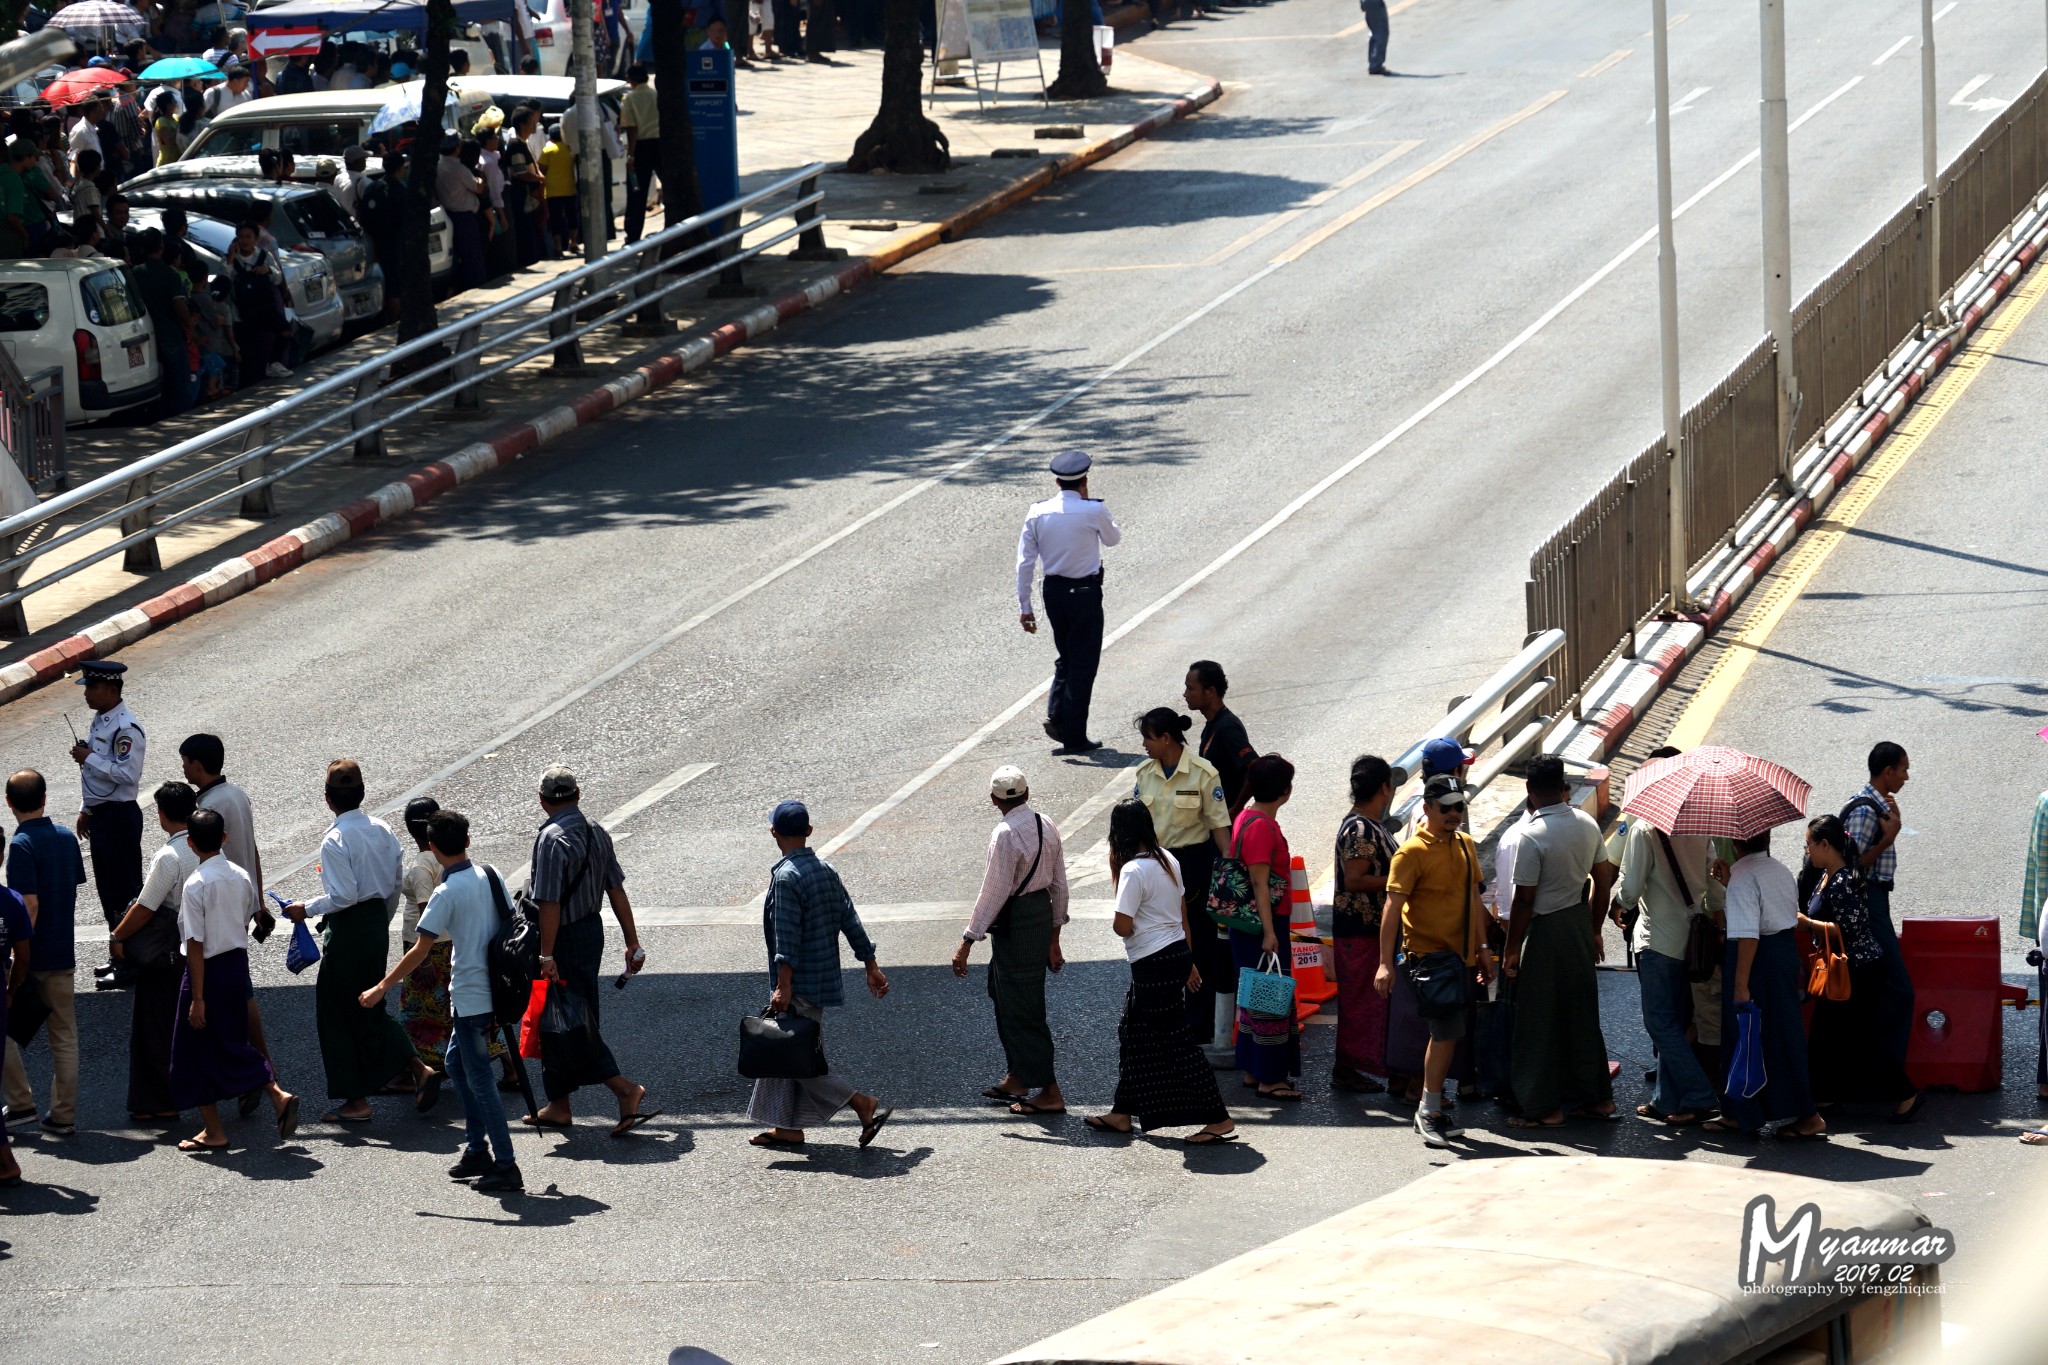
[
  {"left": 398, "top": 0, "right": 455, "bottom": 346},
  {"left": 844, "top": 0, "right": 949, "bottom": 173},
  {"left": 1046, "top": 0, "right": 1107, "bottom": 101}
]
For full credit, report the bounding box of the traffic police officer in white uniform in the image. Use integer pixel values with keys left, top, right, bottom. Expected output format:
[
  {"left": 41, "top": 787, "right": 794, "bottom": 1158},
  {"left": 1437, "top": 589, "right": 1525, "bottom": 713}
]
[
  {"left": 70, "top": 661, "right": 146, "bottom": 984},
  {"left": 1017, "top": 450, "right": 1122, "bottom": 755}
]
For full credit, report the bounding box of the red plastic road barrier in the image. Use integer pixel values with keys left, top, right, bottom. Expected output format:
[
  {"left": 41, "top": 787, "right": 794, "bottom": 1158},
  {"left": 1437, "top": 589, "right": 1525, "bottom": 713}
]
[{"left": 1900, "top": 916, "right": 2028, "bottom": 1092}]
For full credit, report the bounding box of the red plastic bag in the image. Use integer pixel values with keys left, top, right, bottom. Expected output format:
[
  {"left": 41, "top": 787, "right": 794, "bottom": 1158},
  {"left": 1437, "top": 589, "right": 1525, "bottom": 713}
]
[{"left": 519, "top": 980, "right": 548, "bottom": 1059}]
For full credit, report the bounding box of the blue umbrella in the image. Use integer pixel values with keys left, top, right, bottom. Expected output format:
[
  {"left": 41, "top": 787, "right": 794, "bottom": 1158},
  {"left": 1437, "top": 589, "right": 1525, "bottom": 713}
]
[
  {"left": 138, "top": 56, "right": 225, "bottom": 81},
  {"left": 368, "top": 80, "right": 423, "bottom": 136}
]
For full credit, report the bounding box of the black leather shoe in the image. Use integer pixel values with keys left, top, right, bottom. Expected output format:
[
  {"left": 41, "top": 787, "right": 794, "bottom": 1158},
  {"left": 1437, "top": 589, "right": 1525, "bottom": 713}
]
[
  {"left": 1053, "top": 739, "right": 1102, "bottom": 756},
  {"left": 473, "top": 1164, "right": 525, "bottom": 1193},
  {"left": 1042, "top": 719, "right": 1062, "bottom": 742},
  {"left": 448, "top": 1150, "right": 495, "bottom": 1182}
]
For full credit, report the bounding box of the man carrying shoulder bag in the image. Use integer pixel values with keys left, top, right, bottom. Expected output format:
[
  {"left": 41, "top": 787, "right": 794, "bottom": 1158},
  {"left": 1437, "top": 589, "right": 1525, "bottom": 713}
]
[{"left": 1375, "top": 774, "right": 1496, "bottom": 1149}]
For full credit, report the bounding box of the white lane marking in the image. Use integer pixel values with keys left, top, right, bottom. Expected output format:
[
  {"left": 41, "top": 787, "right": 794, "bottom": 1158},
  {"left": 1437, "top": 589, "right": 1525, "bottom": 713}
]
[
  {"left": 500, "top": 761, "right": 718, "bottom": 891},
  {"left": 1933, "top": 1, "right": 1956, "bottom": 21},
  {"left": 1950, "top": 74, "right": 1993, "bottom": 105},
  {"left": 1321, "top": 112, "right": 1378, "bottom": 137},
  {"left": 1950, "top": 73, "right": 2008, "bottom": 112},
  {"left": 1873, "top": 35, "right": 1913, "bottom": 66},
  {"left": 1647, "top": 86, "right": 1711, "bottom": 123},
  {"left": 1057, "top": 764, "right": 1141, "bottom": 839},
  {"left": 818, "top": 75, "right": 1871, "bottom": 860},
  {"left": 264, "top": 267, "right": 1284, "bottom": 885}
]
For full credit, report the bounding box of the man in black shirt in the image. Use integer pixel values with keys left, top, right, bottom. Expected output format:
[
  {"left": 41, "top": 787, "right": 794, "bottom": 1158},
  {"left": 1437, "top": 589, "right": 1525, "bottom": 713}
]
[
  {"left": 129, "top": 229, "right": 195, "bottom": 416},
  {"left": 1186, "top": 660, "right": 1256, "bottom": 815}
]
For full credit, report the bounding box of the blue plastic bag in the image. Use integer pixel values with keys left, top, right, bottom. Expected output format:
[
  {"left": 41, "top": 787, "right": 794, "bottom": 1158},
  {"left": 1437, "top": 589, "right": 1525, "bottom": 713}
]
[
  {"left": 285, "top": 919, "right": 321, "bottom": 976},
  {"left": 1725, "top": 1000, "right": 1766, "bottom": 1099}
]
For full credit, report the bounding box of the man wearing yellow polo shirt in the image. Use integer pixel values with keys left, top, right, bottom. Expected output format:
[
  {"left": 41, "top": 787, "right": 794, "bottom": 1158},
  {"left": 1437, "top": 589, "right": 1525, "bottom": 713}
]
[
  {"left": 1131, "top": 707, "right": 1234, "bottom": 1062},
  {"left": 1376, "top": 774, "right": 1495, "bottom": 1148}
]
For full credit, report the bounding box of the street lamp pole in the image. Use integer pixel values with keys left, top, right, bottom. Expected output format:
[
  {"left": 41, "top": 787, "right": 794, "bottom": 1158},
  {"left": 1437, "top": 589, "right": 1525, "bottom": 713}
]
[
  {"left": 1922, "top": 0, "right": 1942, "bottom": 319},
  {"left": 1759, "top": 0, "right": 1796, "bottom": 486},
  {"left": 570, "top": 0, "right": 606, "bottom": 264},
  {"left": 1652, "top": 0, "right": 1690, "bottom": 612}
]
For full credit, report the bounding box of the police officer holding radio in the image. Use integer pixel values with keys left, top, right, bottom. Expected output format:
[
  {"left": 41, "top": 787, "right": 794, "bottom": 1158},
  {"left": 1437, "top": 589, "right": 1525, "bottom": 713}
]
[
  {"left": 70, "top": 661, "right": 146, "bottom": 990},
  {"left": 1018, "top": 451, "right": 1122, "bottom": 756}
]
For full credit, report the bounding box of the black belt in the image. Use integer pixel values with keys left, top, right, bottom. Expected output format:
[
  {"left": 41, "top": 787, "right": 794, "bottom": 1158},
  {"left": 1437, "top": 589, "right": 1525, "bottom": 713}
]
[
  {"left": 85, "top": 798, "right": 139, "bottom": 809},
  {"left": 1868, "top": 879, "right": 1895, "bottom": 890},
  {"left": 1044, "top": 570, "right": 1102, "bottom": 586}
]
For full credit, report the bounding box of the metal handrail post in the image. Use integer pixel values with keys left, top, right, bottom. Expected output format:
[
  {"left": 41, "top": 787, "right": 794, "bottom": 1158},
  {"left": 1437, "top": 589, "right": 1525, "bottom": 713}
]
[
  {"left": 0, "top": 531, "right": 26, "bottom": 636},
  {"left": 236, "top": 421, "right": 274, "bottom": 519},
  {"left": 707, "top": 210, "right": 756, "bottom": 298},
  {"left": 352, "top": 367, "right": 389, "bottom": 459},
  {"left": 549, "top": 276, "right": 588, "bottom": 371},
  {"left": 120, "top": 471, "right": 161, "bottom": 573},
  {"left": 450, "top": 324, "right": 485, "bottom": 414},
  {"left": 789, "top": 173, "right": 846, "bottom": 262}
]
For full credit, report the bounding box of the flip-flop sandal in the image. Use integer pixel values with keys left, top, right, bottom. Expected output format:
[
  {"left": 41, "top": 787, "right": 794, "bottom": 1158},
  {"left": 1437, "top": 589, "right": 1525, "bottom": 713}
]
[
  {"left": 178, "top": 1137, "right": 229, "bottom": 1154},
  {"left": 1506, "top": 1115, "right": 1566, "bottom": 1129},
  {"left": 497, "top": 1075, "right": 525, "bottom": 1093},
  {"left": 380, "top": 1080, "right": 417, "bottom": 1095},
  {"left": 749, "top": 1131, "right": 804, "bottom": 1149},
  {"left": 1184, "top": 1129, "right": 1238, "bottom": 1145},
  {"left": 610, "top": 1109, "right": 660, "bottom": 1138},
  {"left": 981, "top": 1086, "right": 1028, "bottom": 1103},
  {"left": 1258, "top": 1087, "right": 1304, "bottom": 1102},
  {"left": 859, "top": 1106, "right": 894, "bottom": 1148},
  {"left": 1701, "top": 1118, "right": 1750, "bottom": 1134},
  {"left": 1008, "top": 1100, "right": 1066, "bottom": 1116},
  {"left": 321, "top": 1110, "right": 372, "bottom": 1125},
  {"left": 414, "top": 1072, "right": 444, "bottom": 1114},
  {"left": 1775, "top": 1126, "right": 1830, "bottom": 1143},
  {"left": 2018, "top": 1129, "right": 2048, "bottom": 1145},
  {"left": 1083, "top": 1115, "right": 1134, "bottom": 1134},
  {"left": 1637, "top": 1105, "right": 1710, "bottom": 1127},
  {"left": 521, "top": 1114, "right": 573, "bottom": 1130},
  {"left": 275, "top": 1096, "right": 300, "bottom": 1142},
  {"left": 1571, "top": 1107, "right": 1622, "bottom": 1122},
  {"left": 237, "top": 1089, "right": 262, "bottom": 1119}
]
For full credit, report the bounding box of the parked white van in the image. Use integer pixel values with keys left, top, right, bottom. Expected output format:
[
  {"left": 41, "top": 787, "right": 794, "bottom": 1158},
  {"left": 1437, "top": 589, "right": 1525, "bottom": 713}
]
[{"left": 0, "top": 260, "right": 160, "bottom": 425}]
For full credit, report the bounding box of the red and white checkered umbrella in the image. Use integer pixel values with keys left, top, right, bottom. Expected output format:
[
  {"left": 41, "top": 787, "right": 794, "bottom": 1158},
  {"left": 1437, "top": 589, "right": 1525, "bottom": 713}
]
[{"left": 1620, "top": 746, "right": 1811, "bottom": 839}]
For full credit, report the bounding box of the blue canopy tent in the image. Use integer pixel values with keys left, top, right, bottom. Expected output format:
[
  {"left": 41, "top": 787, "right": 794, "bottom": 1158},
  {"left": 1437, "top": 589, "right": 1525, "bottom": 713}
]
[{"left": 246, "top": 0, "right": 520, "bottom": 34}]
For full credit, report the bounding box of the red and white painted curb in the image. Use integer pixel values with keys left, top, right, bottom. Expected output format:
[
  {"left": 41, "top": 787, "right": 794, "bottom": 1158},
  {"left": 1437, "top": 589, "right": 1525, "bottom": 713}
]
[
  {"left": 1551, "top": 205, "right": 2048, "bottom": 767},
  {"left": 0, "top": 79, "right": 1223, "bottom": 707}
]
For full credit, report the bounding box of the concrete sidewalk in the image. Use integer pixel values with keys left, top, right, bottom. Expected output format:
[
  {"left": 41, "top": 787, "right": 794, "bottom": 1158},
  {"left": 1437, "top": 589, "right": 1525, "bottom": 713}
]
[{"left": 10, "top": 42, "right": 1217, "bottom": 668}]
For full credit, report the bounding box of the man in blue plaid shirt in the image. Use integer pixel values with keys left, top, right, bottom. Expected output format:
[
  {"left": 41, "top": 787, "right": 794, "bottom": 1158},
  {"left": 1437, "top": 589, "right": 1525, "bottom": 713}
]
[{"left": 1839, "top": 741, "right": 1922, "bottom": 1121}]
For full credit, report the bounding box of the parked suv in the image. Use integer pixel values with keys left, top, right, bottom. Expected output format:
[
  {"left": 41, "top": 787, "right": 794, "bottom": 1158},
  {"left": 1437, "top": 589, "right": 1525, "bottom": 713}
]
[
  {"left": 0, "top": 259, "right": 160, "bottom": 424},
  {"left": 119, "top": 180, "right": 387, "bottom": 325}
]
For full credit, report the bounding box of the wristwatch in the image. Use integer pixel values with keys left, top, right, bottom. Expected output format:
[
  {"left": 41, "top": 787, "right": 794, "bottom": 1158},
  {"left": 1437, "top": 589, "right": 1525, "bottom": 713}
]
[{"left": 539, "top": 955, "right": 555, "bottom": 964}]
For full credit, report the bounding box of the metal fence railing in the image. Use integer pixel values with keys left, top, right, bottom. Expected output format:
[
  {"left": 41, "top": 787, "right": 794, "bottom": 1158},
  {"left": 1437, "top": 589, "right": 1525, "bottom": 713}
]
[
  {"left": 0, "top": 347, "right": 66, "bottom": 497},
  {"left": 1389, "top": 628, "right": 1565, "bottom": 826},
  {"left": 0, "top": 163, "right": 832, "bottom": 637},
  {"left": 1526, "top": 70, "right": 2048, "bottom": 714}
]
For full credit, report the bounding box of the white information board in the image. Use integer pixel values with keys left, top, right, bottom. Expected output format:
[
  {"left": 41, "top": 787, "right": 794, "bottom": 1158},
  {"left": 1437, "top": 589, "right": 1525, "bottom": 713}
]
[{"left": 961, "top": 0, "right": 1039, "bottom": 64}]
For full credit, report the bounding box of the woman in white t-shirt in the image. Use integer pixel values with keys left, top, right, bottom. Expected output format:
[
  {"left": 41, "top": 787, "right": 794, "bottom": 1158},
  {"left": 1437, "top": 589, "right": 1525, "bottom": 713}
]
[
  {"left": 1084, "top": 799, "right": 1235, "bottom": 1145},
  {"left": 1704, "top": 831, "right": 1824, "bottom": 1140}
]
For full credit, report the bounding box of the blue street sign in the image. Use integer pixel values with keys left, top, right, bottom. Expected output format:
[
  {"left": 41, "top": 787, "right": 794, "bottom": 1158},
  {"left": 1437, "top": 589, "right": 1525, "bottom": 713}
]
[{"left": 687, "top": 47, "right": 739, "bottom": 211}]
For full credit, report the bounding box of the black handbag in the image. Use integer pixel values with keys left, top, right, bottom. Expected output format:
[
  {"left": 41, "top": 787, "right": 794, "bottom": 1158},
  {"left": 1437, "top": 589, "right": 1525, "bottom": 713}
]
[
  {"left": 1661, "top": 828, "right": 1724, "bottom": 983},
  {"left": 738, "top": 1010, "right": 828, "bottom": 1080},
  {"left": 485, "top": 866, "right": 542, "bottom": 1013},
  {"left": 538, "top": 980, "right": 590, "bottom": 1036},
  {"left": 6, "top": 981, "right": 51, "bottom": 1047},
  {"left": 1402, "top": 949, "right": 1471, "bottom": 1019}
]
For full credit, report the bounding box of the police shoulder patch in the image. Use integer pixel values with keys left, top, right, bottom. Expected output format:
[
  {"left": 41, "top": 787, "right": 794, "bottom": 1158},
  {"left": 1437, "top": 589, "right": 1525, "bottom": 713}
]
[
  {"left": 114, "top": 736, "right": 133, "bottom": 759},
  {"left": 1212, "top": 786, "right": 1225, "bottom": 802}
]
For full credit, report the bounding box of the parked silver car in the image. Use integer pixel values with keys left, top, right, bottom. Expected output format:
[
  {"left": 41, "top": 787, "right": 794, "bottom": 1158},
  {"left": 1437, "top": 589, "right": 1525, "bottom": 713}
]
[
  {"left": 119, "top": 179, "right": 387, "bottom": 325},
  {"left": 125, "top": 207, "right": 347, "bottom": 355}
]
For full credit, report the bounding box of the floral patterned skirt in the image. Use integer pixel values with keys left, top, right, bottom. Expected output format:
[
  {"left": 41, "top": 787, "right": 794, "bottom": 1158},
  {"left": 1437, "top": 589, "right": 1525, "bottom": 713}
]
[{"left": 401, "top": 939, "right": 505, "bottom": 1070}]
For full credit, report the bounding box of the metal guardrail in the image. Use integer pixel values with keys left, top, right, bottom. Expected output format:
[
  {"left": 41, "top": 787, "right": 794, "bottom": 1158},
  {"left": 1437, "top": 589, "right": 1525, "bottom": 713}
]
[
  {"left": 0, "top": 348, "right": 66, "bottom": 502},
  {"left": 1389, "top": 628, "right": 1564, "bottom": 827},
  {"left": 1527, "top": 66, "right": 2048, "bottom": 716},
  {"left": 0, "top": 162, "right": 833, "bottom": 634}
]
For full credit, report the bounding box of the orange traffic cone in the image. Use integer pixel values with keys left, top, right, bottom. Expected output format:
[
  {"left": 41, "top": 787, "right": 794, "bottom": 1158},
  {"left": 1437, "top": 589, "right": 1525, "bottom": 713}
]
[{"left": 1289, "top": 856, "right": 1337, "bottom": 1019}]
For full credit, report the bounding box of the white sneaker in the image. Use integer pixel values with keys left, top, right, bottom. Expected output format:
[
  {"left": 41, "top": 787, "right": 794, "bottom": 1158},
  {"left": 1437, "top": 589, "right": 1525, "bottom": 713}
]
[
  {"left": 265, "top": 362, "right": 292, "bottom": 379},
  {"left": 1416, "top": 1107, "right": 1455, "bottom": 1148}
]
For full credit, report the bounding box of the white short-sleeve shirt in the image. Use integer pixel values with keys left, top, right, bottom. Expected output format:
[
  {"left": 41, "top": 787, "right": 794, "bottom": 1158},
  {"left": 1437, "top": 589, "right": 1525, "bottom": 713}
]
[
  {"left": 178, "top": 855, "right": 257, "bottom": 959},
  {"left": 1723, "top": 853, "right": 1799, "bottom": 940},
  {"left": 1114, "top": 855, "right": 1184, "bottom": 962}
]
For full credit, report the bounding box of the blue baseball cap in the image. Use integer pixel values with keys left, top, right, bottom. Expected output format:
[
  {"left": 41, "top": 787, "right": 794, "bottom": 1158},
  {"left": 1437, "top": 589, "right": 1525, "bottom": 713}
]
[
  {"left": 770, "top": 800, "right": 810, "bottom": 836},
  {"left": 1420, "top": 737, "right": 1475, "bottom": 775}
]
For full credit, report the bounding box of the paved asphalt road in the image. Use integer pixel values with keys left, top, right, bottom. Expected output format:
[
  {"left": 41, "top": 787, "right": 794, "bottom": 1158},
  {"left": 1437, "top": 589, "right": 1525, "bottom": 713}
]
[{"left": 5, "top": 1, "right": 2048, "bottom": 1360}]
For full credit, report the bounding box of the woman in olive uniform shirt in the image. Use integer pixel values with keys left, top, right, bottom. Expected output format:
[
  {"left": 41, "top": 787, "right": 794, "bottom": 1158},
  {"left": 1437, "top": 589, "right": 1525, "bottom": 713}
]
[{"left": 1131, "top": 708, "right": 1233, "bottom": 1043}]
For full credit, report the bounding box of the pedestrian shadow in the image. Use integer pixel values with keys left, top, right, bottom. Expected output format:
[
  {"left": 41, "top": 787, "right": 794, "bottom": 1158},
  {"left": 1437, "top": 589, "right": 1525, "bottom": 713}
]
[
  {"left": 13, "top": 1130, "right": 160, "bottom": 1168},
  {"left": 1174, "top": 1135, "right": 1265, "bottom": 1175},
  {"left": 765, "top": 1143, "right": 935, "bottom": 1178},
  {"left": 540, "top": 1127, "right": 695, "bottom": 1164},
  {"left": 223, "top": 1143, "right": 327, "bottom": 1181},
  {"left": 415, "top": 1184, "right": 612, "bottom": 1227},
  {"left": 0, "top": 1181, "right": 100, "bottom": 1216}
]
